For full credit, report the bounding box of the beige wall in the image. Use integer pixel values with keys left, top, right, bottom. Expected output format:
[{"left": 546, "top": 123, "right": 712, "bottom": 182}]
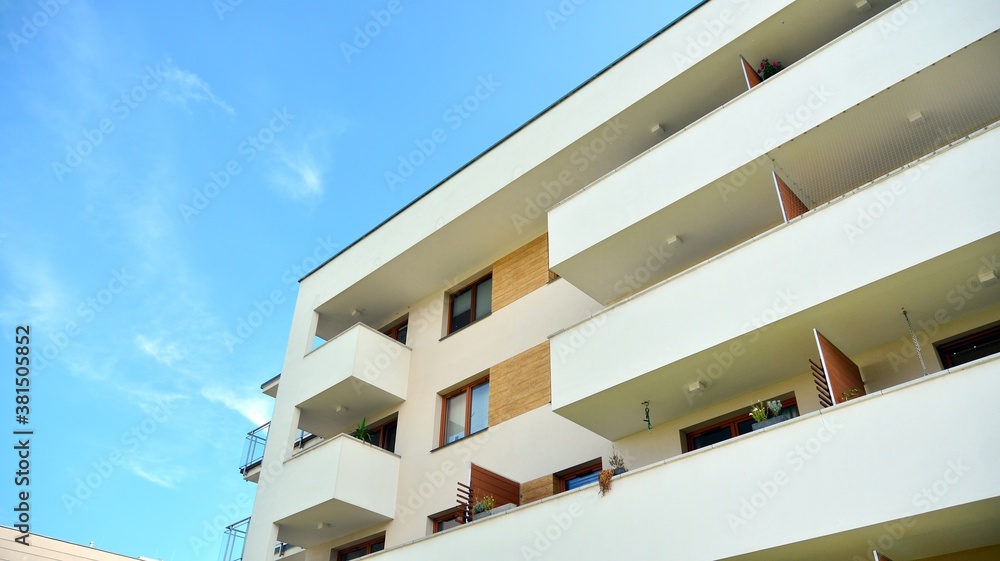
[{"left": 0, "top": 527, "right": 140, "bottom": 561}]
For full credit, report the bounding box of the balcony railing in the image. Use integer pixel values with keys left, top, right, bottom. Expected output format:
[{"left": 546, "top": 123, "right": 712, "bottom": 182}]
[{"left": 239, "top": 423, "right": 318, "bottom": 482}]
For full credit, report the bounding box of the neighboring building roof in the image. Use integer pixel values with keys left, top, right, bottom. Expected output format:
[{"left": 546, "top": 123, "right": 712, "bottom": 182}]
[{"left": 0, "top": 527, "right": 146, "bottom": 561}]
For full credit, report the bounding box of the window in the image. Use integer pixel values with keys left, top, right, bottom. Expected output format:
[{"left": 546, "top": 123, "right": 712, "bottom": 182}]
[
  {"left": 448, "top": 274, "right": 492, "bottom": 333},
  {"left": 431, "top": 510, "right": 462, "bottom": 533},
  {"left": 685, "top": 398, "right": 799, "bottom": 452},
  {"left": 441, "top": 377, "right": 489, "bottom": 445},
  {"left": 557, "top": 459, "right": 602, "bottom": 492},
  {"left": 337, "top": 537, "right": 384, "bottom": 561},
  {"left": 937, "top": 323, "right": 1000, "bottom": 368},
  {"left": 382, "top": 318, "right": 408, "bottom": 344},
  {"left": 366, "top": 417, "right": 397, "bottom": 453}
]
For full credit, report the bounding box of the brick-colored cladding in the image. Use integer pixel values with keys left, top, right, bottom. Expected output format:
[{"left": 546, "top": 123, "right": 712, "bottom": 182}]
[
  {"left": 492, "top": 234, "right": 551, "bottom": 311},
  {"left": 520, "top": 474, "right": 558, "bottom": 505},
  {"left": 489, "top": 341, "right": 551, "bottom": 425}
]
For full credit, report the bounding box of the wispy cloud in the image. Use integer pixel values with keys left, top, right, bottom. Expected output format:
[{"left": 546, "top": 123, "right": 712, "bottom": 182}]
[
  {"left": 127, "top": 462, "right": 186, "bottom": 488},
  {"left": 161, "top": 64, "right": 235, "bottom": 116},
  {"left": 136, "top": 334, "right": 186, "bottom": 366},
  {"left": 271, "top": 146, "right": 325, "bottom": 201},
  {"left": 200, "top": 386, "right": 272, "bottom": 426}
]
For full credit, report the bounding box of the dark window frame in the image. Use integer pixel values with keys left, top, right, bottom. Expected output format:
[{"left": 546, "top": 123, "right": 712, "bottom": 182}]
[
  {"left": 431, "top": 509, "right": 462, "bottom": 533},
  {"left": 685, "top": 397, "right": 798, "bottom": 452},
  {"left": 382, "top": 317, "right": 408, "bottom": 344},
  {"left": 440, "top": 376, "right": 490, "bottom": 446},
  {"left": 447, "top": 273, "right": 493, "bottom": 334},
  {"left": 336, "top": 535, "right": 385, "bottom": 560},
  {"left": 937, "top": 323, "right": 1000, "bottom": 368},
  {"left": 556, "top": 459, "right": 602, "bottom": 492},
  {"left": 365, "top": 416, "right": 398, "bottom": 454}
]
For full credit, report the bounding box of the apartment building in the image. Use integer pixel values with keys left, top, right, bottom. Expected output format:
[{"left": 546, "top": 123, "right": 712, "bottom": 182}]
[{"left": 230, "top": 1, "right": 1000, "bottom": 560}]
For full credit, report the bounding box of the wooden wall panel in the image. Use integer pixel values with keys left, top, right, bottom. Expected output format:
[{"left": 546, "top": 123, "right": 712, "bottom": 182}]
[
  {"left": 470, "top": 464, "right": 520, "bottom": 509},
  {"left": 489, "top": 341, "right": 551, "bottom": 425},
  {"left": 774, "top": 172, "right": 809, "bottom": 221},
  {"left": 741, "top": 55, "right": 763, "bottom": 89},
  {"left": 815, "top": 330, "right": 867, "bottom": 404},
  {"left": 520, "top": 474, "right": 558, "bottom": 505},
  {"left": 492, "top": 234, "right": 551, "bottom": 312}
]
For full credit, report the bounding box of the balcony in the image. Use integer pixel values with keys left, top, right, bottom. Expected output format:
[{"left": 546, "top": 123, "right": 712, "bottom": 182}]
[
  {"left": 361, "top": 357, "right": 1000, "bottom": 560},
  {"left": 548, "top": 1, "right": 1000, "bottom": 304},
  {"left": 286, "top": 323, "right": 409, "bottom": 437},
  {"left": 550, "top": 123, "right": 1000, "bottom": 439},
  {"left": 268, "top": 434, "right": 399, "bottom": 549},
  {"left": 239, "top": 423, "right": 319, "bottom": 483}
]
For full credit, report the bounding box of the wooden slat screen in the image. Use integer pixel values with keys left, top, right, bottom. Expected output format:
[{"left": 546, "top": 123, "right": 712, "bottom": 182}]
[
  {"left": 773, "top": 172, "right": 809, "bottom": 221},
  {"left": 815, "top": 330, "right": 867, "bottom": 405},
  {"left": 470, "top": 464, "right": 520, "bottom": 510},
  {"left": 741, "top": 55, "right": 763, "bottom": 89}
]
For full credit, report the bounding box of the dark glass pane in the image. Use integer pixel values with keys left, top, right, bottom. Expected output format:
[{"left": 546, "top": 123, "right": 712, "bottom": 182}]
[
  {"left": 436, "top": 516, "right": 461, "bottom": 532},
  {"left": 450, "top": 289, "right": 472, "bottom": 332},
  {"left": 383, "top": 422, "right": 397, "bottom": 453},
  {"left": 370, "top": 541, "right": 384, "bottom": 553},
  {"left": 736, "top": 418, "right": 755, "bottom": 436},
  {"left": 785, "top": 404, "right": 799, "bottom": 419},
  {"left": 339, "top": 547, "right": 366, "bottom": 561},
  {"left": 366, "top": 428, "right": 380, "bottom": 446},
  {"left": 565, "top": 469, "right": 601, "bottom": 490},
  {"left": 395, "top": 323, "right": 407, "bottom": 344},
  {"left": 475, "top": 277, "right": 492, "bottom": 320},
  {"left": 470, "top": 383, "right": 489, "bottom": 433},
  {"left": 947, "top": 338, "right": 1000, "bottom": 366},
  {"left": 691, "top": 426, "right": 733, "bottom": 450}
]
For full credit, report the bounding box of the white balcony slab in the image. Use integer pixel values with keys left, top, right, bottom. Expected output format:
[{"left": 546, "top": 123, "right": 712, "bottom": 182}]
[
  {"left": 287, "top": 324, "right": 409, "bottom": 436},
  {"left": 270, "top": 434, "right": 400, "bottom": 548},
  {"left": 362, "top": 358, "right": 1000, "bottom": 561},
  {"left": 549, "top": 0, "right": 1000, "bottom": 304},
  {"left": 550, "top": 126, "right": 1000, "bottom": 439}
]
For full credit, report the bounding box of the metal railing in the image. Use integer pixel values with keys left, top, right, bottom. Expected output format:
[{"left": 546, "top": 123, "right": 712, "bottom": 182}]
[
  {"left": 239, "top": 423, "right": 318, "bottom": 475},
  {"left": 220, "top": 517, "right": 249, "bottom": 561},
  {"left": 239, "top": 423, "right": 269, "bottom": 475}
]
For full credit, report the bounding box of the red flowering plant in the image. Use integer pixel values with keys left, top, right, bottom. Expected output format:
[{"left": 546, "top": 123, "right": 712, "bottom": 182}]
[{"left": 758, "top": 58, "right": 782, "bottom": 80}]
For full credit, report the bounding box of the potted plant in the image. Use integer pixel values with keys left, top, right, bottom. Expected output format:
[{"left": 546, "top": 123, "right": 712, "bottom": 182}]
[
  {"left": 750, "top": 399, "right": 790, "bottom": 431},
  {"left": 840, "top": 388, "right": 861, "bottom": 402},
  {"left": 608, "top": 449, "right": 627, "bottom": 476},
  {"left": 472, "top": 495, "right": 495, "bottom": 518},
  {"left": 757, "top": 58, "right": 783, "bottom": 80},
  {"left": 350, "top": 417, "right": 372, "bottom": 444}
]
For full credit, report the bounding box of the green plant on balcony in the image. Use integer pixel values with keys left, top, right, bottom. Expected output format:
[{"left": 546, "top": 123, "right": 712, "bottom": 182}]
[
  {"left": 750, "top": 399, "right": 789, "bottom": 431},
  {"left": 472, "top": 494, "right": 495, "bottom": 514},
  {"left": 757, "top": 58, "right": 782, "bottom": 80},
  {"left": 840, "top": 388, "right": 862, "bottom": 402},
  {"left": 350, "top": 417, "right": 372, "bottom": 444}
]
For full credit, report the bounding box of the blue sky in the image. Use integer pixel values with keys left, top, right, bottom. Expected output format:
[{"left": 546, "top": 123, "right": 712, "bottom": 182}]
[{"left": 0, "top": 1, "right": 696, "bottom": 559}]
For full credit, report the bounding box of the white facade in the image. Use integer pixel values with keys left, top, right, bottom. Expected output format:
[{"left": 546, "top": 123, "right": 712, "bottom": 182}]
[{"left": 236, "top": 1, "right": 1000, "bottom": 560}]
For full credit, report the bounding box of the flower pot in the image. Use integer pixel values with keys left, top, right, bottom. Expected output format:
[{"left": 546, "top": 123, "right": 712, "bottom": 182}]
[
  {"left": 612, "top": 467, "right": 626, "bottom": 476},
  {"left": 751, "top": 413, "right": 789, "bottom": 431}
]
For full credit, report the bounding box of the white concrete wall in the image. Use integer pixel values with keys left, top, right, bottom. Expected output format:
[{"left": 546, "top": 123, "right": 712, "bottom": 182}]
[
  {"left": 284, "top": 324, "right": 409, "bottom": 408},
  {"left": 358, "top": 357, "right": 1000, "bottom": 561},
  {"left": 552, "top": 125, "right": 1000, "bottom": 411},
  {"left": 549, "top": 0, "right": 1000, "bottom": 270}
]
